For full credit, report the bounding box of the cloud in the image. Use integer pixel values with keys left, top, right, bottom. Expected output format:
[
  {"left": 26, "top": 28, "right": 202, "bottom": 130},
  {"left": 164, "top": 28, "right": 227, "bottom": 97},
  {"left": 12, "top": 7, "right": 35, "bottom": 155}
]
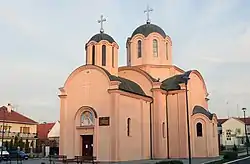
[{"left": 0, "top": 0, "right": 250, "bottom": 121}]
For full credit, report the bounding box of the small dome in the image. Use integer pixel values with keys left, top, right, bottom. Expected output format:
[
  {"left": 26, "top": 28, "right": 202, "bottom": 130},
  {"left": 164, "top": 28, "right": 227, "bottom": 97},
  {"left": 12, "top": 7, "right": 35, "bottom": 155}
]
[
  {"left": 87, "top": 33, "right": 116, "bottom": 44},
  {"left": 131, "top": 23, "right": 167, "bottom": 38}
]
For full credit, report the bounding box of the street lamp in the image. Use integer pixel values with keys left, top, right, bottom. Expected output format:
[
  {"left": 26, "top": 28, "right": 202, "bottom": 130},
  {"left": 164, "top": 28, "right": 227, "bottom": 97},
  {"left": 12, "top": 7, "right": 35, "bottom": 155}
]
[
  {"left": 183, "top": 75, "right": 192, "bottom": 164},
  {"left": 0, "top": 104, "right": 12, "bottom": 161},
  {"left": 242, "top": 107, "right": 249, "bottom": 155}
]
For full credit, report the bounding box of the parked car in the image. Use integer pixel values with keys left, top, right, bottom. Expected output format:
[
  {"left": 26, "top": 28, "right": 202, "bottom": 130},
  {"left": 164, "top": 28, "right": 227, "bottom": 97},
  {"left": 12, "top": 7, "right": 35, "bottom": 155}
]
[
  {"left": 0, "top": 150, "right": 10, "bottom": 161},
  {"left": 9, "top": 150, "right": 28, "bottom": 160}
]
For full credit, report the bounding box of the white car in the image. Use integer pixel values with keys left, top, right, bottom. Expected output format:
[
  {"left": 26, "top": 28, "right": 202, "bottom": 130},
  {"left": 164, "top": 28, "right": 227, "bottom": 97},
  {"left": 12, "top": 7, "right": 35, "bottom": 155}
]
[{"left": 0, "top": 150, "right": 10, "bottom": 160}]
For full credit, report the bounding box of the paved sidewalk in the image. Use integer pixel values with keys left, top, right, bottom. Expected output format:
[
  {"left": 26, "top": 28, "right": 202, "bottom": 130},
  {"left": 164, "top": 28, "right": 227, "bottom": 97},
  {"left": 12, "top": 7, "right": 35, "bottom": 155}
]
[{"left": 9, "top": 157, "right": 221, "bottom": 164}]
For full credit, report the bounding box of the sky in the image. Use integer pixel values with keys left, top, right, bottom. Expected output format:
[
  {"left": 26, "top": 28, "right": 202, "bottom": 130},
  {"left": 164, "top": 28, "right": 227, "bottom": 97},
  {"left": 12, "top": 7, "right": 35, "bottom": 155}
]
[{"left": 0, "top": 0, "right": 250, "bottom": 123}]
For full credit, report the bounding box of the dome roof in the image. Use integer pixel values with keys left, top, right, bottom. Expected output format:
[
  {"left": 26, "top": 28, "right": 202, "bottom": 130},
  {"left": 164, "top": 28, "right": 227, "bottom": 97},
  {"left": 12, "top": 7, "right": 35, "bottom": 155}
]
[
  {"left": 87, "top": 32, "right": 116, "bottom": 44},
  {"left": 131, "top": 23, "right": 167, "bottom": 38}
]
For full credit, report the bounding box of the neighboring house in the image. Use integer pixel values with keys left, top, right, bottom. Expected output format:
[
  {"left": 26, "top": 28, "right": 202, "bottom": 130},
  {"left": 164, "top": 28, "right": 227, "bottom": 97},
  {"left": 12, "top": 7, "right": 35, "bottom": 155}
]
[
  {"left": 48, "top": 121, "right": 60, "bottom": 147},
  {"left": 0, "top": 106, "right": 38, "bottom": 149},
  {"left": 218, "top": 117, "right": 250, "bottom": 147},
  {"left": 37, "top": 122, "right": 59, "bottom": 155},
  {"left": 37, "top": 122, "right": 55, "bottom": 141}
]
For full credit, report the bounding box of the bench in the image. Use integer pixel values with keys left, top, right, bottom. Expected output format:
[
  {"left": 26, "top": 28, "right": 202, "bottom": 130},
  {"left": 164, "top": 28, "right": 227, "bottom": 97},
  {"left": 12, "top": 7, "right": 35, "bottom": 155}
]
[
  {"left": 49, "top": 155, "right": 67, "bottom": 164},
  {"left": 74, "top": 156, "right": 97, "bottom": 164}
]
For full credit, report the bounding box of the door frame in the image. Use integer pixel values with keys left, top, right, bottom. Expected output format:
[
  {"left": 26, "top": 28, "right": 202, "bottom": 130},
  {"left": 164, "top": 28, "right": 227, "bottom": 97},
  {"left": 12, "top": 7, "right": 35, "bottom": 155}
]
[{"left": 81, "top": 135, "right": 94, "bottom": 157}]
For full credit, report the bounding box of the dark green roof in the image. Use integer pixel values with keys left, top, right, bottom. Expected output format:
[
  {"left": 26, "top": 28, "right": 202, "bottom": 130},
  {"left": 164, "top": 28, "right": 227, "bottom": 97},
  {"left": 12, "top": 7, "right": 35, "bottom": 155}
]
[
  {"left": 89, "top": 65, "right": 147, "bottom": 97},
  {"left": 192, "top": 105, "right": 214, "bottom": 120},
  {"left": 160, "top": 71, "right": 192, "bottom": 91},
  {"left": 131, "top": 23, "right": 167, "bottom": 38},
  {"left": 87, "top": 33, "right": 116, "bottom": 44}
]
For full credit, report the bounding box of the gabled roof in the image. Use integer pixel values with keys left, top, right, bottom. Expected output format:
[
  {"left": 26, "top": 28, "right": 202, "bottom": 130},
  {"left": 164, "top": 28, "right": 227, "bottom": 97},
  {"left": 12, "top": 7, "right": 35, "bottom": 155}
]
[
  {"left": 217, "top": 118, "right": 228, "bottom": 126},
  {"left": 37, "top": 122, "right": 55, "bottom": 139},
  {"left": 218, "top": 117, "right": 250, "bottom": 126},
  {"left": 0, "top": 106, "right": 37, "bottom": 124}
]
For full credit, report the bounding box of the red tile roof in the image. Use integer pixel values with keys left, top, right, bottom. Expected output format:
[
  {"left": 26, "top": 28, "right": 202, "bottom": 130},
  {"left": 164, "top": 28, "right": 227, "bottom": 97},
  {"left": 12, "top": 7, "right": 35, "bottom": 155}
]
[
  {"left": 0, "top": 106, "right": 37, "bottom": 124},
  {"left": 218, "top": 118, "right": 228, "bottom": 125},
  {"left": 218, "top": 117, "right": 250, "bottom": 125},
  {"left": 37, "top": 122, "right": 55, "bottom": 139}
]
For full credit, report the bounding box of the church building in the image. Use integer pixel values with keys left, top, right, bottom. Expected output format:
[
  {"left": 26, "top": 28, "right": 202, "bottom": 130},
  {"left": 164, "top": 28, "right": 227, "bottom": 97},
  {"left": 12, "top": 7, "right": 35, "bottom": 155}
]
[{"left": 59, "top": 10, "right": 219, "bottom": 162}]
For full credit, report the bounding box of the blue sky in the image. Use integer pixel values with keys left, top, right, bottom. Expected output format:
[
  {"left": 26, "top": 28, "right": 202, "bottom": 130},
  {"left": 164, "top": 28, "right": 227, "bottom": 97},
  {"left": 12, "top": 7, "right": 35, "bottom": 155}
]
[{"left": 0, "top": 0, "right": 250, "bottom": 122}]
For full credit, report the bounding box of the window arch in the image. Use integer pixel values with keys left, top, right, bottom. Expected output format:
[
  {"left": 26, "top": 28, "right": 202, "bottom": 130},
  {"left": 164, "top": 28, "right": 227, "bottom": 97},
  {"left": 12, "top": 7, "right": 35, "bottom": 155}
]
[
  {"left": 127, "top": 118, "right": 131, "bottom": 136},
  {"left": 92, "top": 45, "right": 95, "bottom": 65},
  {"left": 196, "top": 122, "right": 203, "bottom": 137},
  {"left": 137, "top": 40, "right": 142, "bottom": 58},
  {"left": 153, "top": 39, "right": 158, "bottom": 57},
  {"left": 102, "top": 45, "right": 106, "bottom": 66}
]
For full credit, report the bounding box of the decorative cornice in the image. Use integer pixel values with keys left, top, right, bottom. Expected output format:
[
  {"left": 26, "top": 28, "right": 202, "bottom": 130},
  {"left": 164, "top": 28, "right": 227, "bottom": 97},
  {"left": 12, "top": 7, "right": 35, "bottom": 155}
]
[{"left": 108, "top": 89, "right": 152, "bottom": 102}]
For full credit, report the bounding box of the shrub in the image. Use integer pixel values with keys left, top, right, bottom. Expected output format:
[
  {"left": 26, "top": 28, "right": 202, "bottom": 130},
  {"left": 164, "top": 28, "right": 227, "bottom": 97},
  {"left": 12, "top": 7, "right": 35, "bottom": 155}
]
[
  {"left": 156, "top": 160, "right": 183, "bottom": 164},
  {"left": 220, "top": 144, "right": 226, "bottom": 151},
  {"left": 232, "top": 144, "right": 238, "bottom": 152},
  {"left": 223, "top": 151, "right": 238, "bottom": 160}
]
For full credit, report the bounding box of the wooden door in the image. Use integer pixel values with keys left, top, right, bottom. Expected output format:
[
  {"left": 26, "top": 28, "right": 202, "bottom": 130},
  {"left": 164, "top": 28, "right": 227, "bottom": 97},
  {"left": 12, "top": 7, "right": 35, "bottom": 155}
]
[{"left": 82, "top": 135, "right": 93, "bottom": 157}]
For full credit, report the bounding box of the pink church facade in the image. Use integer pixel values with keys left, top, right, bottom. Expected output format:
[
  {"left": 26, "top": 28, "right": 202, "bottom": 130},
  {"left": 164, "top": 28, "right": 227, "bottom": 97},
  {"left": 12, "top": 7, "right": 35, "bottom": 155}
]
[{"left": 59, "top": 18, "right": 219, "bottom": 162}]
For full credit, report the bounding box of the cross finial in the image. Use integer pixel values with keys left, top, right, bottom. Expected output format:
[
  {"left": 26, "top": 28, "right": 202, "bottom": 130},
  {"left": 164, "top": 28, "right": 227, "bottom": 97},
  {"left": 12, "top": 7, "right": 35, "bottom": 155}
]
[
  {"left": 98, "top": 15, "right": 106, "bottom": 33},
  {"left": 144, "top": 5, "right": 153, "bottom": 24}
]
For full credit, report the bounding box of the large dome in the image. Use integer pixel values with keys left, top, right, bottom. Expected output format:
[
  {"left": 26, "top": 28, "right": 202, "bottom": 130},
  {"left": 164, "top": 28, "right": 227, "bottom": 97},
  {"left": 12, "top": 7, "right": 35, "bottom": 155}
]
[
  {"left": 87, "top": 33, "right": 116, "bottom": 44},
  {"left": 131, "top": 23, "right": 167, "bottom": 38}
]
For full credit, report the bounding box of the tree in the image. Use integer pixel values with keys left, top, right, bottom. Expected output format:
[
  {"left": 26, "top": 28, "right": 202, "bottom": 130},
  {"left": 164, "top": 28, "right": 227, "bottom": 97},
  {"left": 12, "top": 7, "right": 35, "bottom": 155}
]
[
  {"left": 14, "top": 135, "right": 19, "bottom": 149},
  {"left": 18, "top": 137, "right": 24, "bottom": 149},
  {"left": 30, "top": 140, "right": 34, "bottom": 148},
  {"left": 9, "top": 138, "right": 13, "bottom": 150},
  {"left": 25, "top": 139, "right": 29, "bottom": 152},
  {"left": 4, "top": 140, "right": 9, "bottom": 150}
]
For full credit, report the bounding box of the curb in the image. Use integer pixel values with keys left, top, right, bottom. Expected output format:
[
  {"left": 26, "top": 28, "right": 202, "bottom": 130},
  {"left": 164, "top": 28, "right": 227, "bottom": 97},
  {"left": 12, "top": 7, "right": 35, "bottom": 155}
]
[
  {"left": 223, "top": 156, "right": 250, "bottom": 164},
  {"left": 202, "top": 158, "right": 222, "bottom": 164}
]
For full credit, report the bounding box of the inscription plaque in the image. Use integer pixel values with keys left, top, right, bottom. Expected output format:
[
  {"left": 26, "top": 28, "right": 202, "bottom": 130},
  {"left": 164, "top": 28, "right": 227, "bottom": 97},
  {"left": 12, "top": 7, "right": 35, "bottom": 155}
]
[{"left": 99, "top": 117, "right": 110, "bottom": 126}]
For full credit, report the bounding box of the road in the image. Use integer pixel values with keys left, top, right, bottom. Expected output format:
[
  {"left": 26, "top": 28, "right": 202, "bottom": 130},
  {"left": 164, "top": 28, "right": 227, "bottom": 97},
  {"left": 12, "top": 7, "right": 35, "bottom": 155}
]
[{"left": 230, "top": 157, "right": 250, "bottom": 164}]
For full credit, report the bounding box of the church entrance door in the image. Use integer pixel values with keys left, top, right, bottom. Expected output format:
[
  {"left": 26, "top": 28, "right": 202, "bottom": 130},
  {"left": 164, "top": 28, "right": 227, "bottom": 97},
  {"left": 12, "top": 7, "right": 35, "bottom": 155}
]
[{"left": 81, "top": 135, "right": 93, "bottom": 157}]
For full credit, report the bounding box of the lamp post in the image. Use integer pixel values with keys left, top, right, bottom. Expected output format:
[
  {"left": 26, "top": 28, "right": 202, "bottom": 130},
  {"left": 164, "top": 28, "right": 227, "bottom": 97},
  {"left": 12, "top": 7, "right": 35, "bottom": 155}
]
[
  {"left": 183, "top": 75, "right": 192, "bottom": 164},
  {"left": 0, "top": 104, "right": 12, "bottom": 162},
  {"left": 242, "top": 107, "right": 249, "bottom": 155}
]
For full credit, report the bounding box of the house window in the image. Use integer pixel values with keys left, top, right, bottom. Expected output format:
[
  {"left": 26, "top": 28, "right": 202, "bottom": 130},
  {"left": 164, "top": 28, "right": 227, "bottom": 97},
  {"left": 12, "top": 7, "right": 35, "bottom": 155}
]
[
  {"left": 162, "top": 122, "right": 166, "bottom": 138},
  {"left": 102, "top": 45, "right": 106, "bottom": 66},
  {"left": 153, "top": 39, "right": 158, "bottom": 57},
  {"left": 92, "top": 45, "right": 95, "bottom": 65},
  {"left": 166, "top": 42, "right": 168, "bottom": 59},
  {"left": 196, "top": 122, "right": 203, "bottom": 137},
  {"left": 226, "top": 129, "right": 232, "bottom": 141},
  {"left": 127, "top": 118, "right": 131, "bottom": 136},
  {"left": 137, "top": 40, "right": 142, "bottom": 58},
  {"left": 20, "top": 127, "right": 30, "bottom": 134},
  {"left": 112, "top": 47, "right": 114, "bottom": 67}
]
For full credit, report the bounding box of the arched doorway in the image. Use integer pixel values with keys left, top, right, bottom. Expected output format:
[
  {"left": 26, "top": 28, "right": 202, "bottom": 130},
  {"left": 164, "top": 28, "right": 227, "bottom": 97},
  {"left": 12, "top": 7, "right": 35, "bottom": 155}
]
[{"left": 74, "top": 106, "right": 98, "bottom": 157}]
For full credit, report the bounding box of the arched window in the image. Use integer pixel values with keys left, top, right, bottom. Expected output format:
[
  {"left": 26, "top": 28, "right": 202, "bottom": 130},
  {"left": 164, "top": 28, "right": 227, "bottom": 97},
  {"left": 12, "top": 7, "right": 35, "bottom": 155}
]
[
  {"left": 127, "top": 118, "right": 131, "bottom": 136},
  {"left": 137, "top": 40, "right": 142, "bottom": 58},
  {"left": 162, "top": 122, "right": 166, "bottom": 138},
  {"left": 92, "top": 45, "right": 95, "bottom": 65},
  {"left": 112, "top": 47, "right": 115, "bottom": 67},
  {"left": 153, "top": 39, "right": 158, "bottom": 57},
  {"left": 102, "top": 45, "right": 106, "bottom": 66},
  {"left": 196, "top": 122, "right": 203, "bottom": 137},
  {"left": 166, "top": 42, "right": 168, "bottom": 60}
]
